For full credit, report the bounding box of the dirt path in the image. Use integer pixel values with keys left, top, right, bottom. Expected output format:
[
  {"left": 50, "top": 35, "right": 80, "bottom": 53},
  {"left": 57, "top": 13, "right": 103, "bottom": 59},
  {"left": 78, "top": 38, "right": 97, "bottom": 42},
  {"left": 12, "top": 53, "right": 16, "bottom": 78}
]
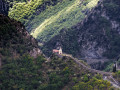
[
  {"left": 103, "top": 76, "right": 120, "bottom": 89},
  {"left": 79, "top": 58, "right": 113, "bottom": 64},
  {"left": 61, "top": 53, "right": 120, "bottom": 89},
  {"left": 62, "top": 53, "right": 111, "bottom": 75}
]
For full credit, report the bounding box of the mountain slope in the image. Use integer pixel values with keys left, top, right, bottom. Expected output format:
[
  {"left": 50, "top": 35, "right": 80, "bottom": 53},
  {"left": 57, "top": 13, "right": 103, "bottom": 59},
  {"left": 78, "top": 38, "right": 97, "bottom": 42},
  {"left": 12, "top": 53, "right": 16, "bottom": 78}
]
[
  {"left": 0, "top": 14, "right": 41, "bottom": 62},
  {"left": 0, "top": 13, "right": 44, "bottom": 89},
  {"left": 8, "top": 0, "right": 61, "bottom": 24},
  {"left": 30, "top": 0, "right": 99, "bottom": 42},
  {"left": 8, "top": 0, "right": 99, "bottom": 43},
  {"left": 0, "top": 1, "right": 119, "bottom": 89},
  {"left": 0, "top": 14, "right": 114, "bottom": 89},
  {"left": 0, "top": 52, "right": 115, "bottom": 89},
  {"left": 0, "top": 0, "right": 9, "bottom": 15},
  {"left": 42, "top": 0, "right": 120, "bottom": 60}
]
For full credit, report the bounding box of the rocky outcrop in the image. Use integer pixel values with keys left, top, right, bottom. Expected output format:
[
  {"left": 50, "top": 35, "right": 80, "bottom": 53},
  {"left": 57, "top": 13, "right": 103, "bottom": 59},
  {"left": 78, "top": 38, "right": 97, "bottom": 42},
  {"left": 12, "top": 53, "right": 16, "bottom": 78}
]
[
  {"left": 75, "top": 0, "right": 120, "bottom": 59},
  {"left": 30, "top": 48, "right": 42, "bottom": 58},
  {"left": 0, "top": 0, "right": 9, "bottom": 15}
]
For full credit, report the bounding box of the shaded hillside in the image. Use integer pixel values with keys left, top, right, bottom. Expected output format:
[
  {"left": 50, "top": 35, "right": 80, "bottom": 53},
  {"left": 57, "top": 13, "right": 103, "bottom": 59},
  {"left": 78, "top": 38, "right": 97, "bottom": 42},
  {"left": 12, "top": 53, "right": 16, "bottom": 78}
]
[
  {"left": 0, "top": 0, "right": 9, "bottom": 15},
  {"left": 43, "top": 0, "right": 120, "bottom": 59},
  {"left": 0, "top": 14, "right": 41, "bottom": 62},
  {"left": 0, "top": 53, "right": 115, "bottom": 90},
  {"left": 0, "top": 14, "right": 43, "bottom": 89},
  {"left": 0, "top": 12, "right": 118, "bottom": 90}
]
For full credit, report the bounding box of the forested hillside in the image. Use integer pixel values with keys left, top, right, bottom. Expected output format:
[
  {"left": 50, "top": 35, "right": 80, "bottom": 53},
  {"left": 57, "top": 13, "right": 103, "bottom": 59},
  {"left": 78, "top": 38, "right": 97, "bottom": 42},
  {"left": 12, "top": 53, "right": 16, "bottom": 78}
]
[
  {"left": 8, "top": 0, "right": 99, "bottom": 42},
  {"left": 0, "top": 0, "right": 9, "bottom": 15},
  {"left": 8, "top": 0, "right": 62, "bottom": 27},
  {"left": 1, "top": 0, "right": 120, "bottom": 89},
  {"left": 42, "top": 0, "right": 120, "bottom": 60},
  {"left": 0, "top": 14, "right": 115, "bottom": 90},
  {"left": 0, "top": 14, "right": 41, "bottom": 59},
  {"left": 8, "top": 0, "right": 120, "bottom": 72}
]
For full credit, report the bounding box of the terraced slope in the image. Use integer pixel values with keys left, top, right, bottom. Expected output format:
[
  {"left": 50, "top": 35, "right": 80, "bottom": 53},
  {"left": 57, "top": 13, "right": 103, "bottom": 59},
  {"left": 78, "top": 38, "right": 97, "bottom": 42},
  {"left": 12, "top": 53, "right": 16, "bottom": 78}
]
[{"left": 30, "top": 0, "right": 99, "bottom": 42}]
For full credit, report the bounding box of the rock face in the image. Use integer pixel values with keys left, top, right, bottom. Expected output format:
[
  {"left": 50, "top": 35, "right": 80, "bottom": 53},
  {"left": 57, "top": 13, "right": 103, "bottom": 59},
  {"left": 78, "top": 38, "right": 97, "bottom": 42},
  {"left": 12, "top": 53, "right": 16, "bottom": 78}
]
[
  {"left": 43, "top": 0, "right": 120, "bottom": 59},
  {"left": 0, "top": 0, "right": 9, "bottom": 15},
  {"left": 30, "top": 48, "right": 42, "bottom": 58}
]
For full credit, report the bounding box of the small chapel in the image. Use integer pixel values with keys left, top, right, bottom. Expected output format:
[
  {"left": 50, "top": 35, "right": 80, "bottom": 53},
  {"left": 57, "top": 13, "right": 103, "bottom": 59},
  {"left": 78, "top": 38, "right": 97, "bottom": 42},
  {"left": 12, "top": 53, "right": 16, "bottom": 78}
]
[{"left": 53, "top": 47, "right": 62, "bottom": 54}]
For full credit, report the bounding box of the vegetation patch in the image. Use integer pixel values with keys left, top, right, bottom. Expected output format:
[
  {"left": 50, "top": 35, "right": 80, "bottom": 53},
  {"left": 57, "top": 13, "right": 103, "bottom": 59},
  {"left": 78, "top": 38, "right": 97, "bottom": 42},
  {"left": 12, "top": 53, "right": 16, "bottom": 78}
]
[{"left": 8, "top": 0, "right": 99, "bottom": 42}]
